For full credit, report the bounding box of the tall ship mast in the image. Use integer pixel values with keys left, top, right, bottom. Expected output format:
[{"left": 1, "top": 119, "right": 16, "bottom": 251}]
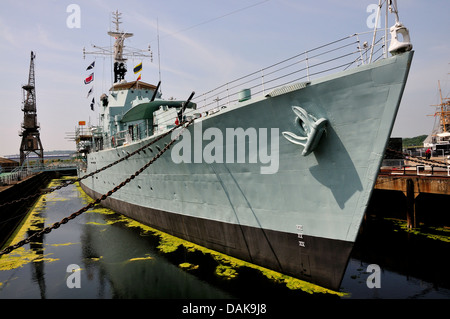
[
  {"left": 76, "top": 2, "right": 413, "bottom": 291},
  {"left": 424, "top": 81, "right": 450, "bottom": 153}
]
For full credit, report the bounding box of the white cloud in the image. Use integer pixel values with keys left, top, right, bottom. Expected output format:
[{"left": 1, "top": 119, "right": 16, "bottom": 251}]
[{"left": 0, "top": 17, "right": 18, "bottom": 47}]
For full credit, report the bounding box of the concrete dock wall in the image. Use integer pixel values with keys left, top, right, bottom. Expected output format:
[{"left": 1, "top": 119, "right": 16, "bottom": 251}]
[{"left": 0, "top": 170, "right": 75, "bottom": 248}]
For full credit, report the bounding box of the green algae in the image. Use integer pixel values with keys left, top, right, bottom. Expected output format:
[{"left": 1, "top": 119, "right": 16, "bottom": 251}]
[
  {"left": 215, "top": 264, "right": 238, "bottom": 280},
  {"left": 104, "top": 213, "right": 346, "bottom": 296},
  {"left": 0, "top": 204, "right": 46, "bottom": 270},
  {"left": 86, "top": 221, "right": 114, "bottom": 226},
  {"left": 0, "top": 177, "right": 80, "bottom": 271},
  {"left": 386, "top": 218, "right": 450, "bottom": 243},
  {"left": 179, "top": 262, "right": 199, "bottom": 271},
  {"left": 0, "top": 247, "right": 45, "bottom": 271},
  {"left": 49, "top": 242, "right": 80, "bottom": 247},
  {"left": 33, "top": 256, "right": 60, "bottom": 263},
  {"left": 87, "top": 256, "right": 103, "bottom": 262},
  {"left": 128, "top": 256, "right": 153, "bottom": 262}
]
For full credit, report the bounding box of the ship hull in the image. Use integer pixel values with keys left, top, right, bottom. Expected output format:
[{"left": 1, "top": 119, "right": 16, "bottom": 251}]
[
  {"left": 81, "top": 185, "right": 353, "bottom": 290},
  {"left": 80, "top": 51, "right": 413, "bottom": 291}
]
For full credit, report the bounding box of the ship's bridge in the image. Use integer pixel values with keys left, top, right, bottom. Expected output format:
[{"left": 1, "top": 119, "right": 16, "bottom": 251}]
[
  {"left": 99, "top": 80, "right": 161, "bottom": 138},
  {"left": 110, "top": 80, "right": 158, "bottom": 92}
]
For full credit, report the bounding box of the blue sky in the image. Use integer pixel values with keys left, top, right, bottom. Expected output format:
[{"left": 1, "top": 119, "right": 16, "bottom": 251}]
[{"left": 0, "top": 0, "right": 449, "bottom": 156}]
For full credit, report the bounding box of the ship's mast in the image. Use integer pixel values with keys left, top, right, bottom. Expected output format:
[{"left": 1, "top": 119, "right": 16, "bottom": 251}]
[
  {"left": 108, "top": 11, "right": 133, "bottom": 83},
  {"left": 434, "top": 81, "right": 450, "bottom": 133},
  {"left": 83, "top": 11, "right": 152, "bottom": 84}
]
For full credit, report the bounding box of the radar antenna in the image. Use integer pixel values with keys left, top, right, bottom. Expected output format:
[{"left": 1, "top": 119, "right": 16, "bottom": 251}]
[{"left": 83, "top": 10, "right": 152, "bottom": 83}]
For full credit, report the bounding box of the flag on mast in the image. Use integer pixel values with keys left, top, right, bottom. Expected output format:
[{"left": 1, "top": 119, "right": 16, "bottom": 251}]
[
  {"left": 86, "top": 86, "right": 94, "bottom": 98},
  {"left": 133, "top": 62, "right": 142, "bottom": 74},
  {"left": 86, "top": 61, "right": 95, "bottom": 70},
  {"left": 84, "top": 73, "right": 94, "bottom": 84}
]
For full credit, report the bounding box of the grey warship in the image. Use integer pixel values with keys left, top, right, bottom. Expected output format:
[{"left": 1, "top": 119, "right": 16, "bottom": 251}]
[{"left": 77, "top": 3, "right": 413, "bottom": 290}]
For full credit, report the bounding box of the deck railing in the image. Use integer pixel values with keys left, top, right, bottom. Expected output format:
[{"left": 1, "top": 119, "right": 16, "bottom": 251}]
[
  {"left": 0, "top": 162, "right": 79, "bottom": 186},
  {"left": 87, "top": 30, "right": 391, "bottom": 151},
  {"left": 155, "top": 30, "right": 389, "bottom": 128}
]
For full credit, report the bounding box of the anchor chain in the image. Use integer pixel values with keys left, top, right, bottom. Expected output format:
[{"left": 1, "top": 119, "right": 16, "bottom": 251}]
[
  {"left": 386, "top": 148, "right": 449, "bottom": 169},
  {"left": 0, "top": 120, "right": 188, "bottom": 209},
  {"left": 0, "top": 119, "right": 194, "bottom": 256}
]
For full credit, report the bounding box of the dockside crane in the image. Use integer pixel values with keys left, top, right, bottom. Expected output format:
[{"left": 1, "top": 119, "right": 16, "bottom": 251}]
[{"left": 19, "top": 51, "right": 44, "bottom": 167}]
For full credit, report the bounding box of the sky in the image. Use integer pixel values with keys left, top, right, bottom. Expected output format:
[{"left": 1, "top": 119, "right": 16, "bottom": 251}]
[{"left": 0, "top": 0, "right": 449, "bottom": 156}]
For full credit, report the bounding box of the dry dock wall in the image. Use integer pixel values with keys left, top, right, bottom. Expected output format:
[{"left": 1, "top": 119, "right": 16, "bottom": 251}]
[{"left": 0, "top": 171, "right": 75, "bottom": 248}]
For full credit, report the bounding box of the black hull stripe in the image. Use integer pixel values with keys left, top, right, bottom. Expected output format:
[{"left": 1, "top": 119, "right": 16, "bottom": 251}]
[{"left": 81, "top": 182, "right": 353, "bottom": 291}]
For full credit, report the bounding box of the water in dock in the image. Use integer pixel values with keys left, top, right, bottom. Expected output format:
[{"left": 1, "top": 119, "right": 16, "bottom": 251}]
[{"left": 1, "top": 176, "right": 450, "bottom": 301}]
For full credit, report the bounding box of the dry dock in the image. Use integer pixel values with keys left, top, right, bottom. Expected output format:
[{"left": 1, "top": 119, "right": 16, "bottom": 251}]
[
  {"left": 0, "top": 169, "right": 76, "bottom": 248},
  {"left": 375, "top": 165, "right": 450, "bottom": 228}
]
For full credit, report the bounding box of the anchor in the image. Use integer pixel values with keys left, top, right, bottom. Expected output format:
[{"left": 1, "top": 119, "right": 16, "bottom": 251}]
[{"left": 282, "top": 106, "right": 328, "bottom": 156}]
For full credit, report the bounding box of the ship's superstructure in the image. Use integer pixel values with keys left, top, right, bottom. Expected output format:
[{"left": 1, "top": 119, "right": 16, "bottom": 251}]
[{"left": 77, "top": 2, "right": 413, "bottom": 290}]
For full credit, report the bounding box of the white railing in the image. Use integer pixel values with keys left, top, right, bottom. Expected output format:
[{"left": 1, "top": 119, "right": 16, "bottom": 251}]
[
  {"left": 0, "top": 169, "right": 30, "bottom": 185},
  {"left": 153, "top": 31, "right": 389, "bottom": 129},
  {"left": 0, "top": 162, "right": 79, "bottom": 186}
]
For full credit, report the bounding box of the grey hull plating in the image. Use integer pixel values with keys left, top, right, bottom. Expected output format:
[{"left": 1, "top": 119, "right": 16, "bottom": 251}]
[{"left": 80, "top": 51, "right": 413, "bottom": 290}]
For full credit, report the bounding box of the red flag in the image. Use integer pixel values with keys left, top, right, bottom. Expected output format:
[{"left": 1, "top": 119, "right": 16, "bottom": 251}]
[
  {"left": 84, "top": 73, "right": 94, "bottom": 84},
  {"left": 136, "top": 74, "right": 141, "bottom": 81}
]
